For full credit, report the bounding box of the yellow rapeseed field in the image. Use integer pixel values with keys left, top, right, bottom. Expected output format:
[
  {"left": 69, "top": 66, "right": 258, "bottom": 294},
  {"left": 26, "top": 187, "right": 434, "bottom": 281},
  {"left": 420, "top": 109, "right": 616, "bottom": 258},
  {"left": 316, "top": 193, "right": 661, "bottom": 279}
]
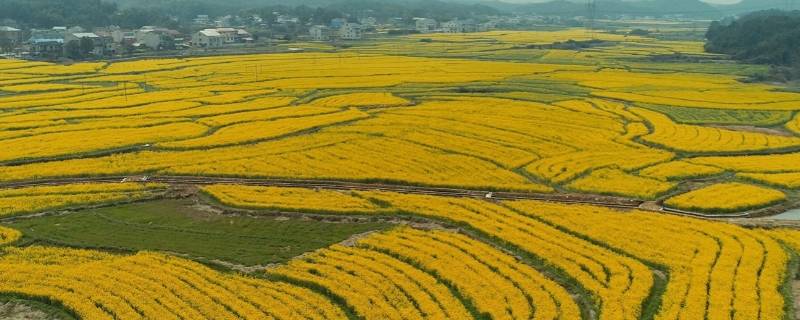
[
  {"left": 739, "top": 172, "right": 800, "bottom": 188},
  {"left": 1, "top": 29, "right": 800, "bottom": 320},
  {"left": 631, "top": 107, "right": 800, "bottom": 153},
  {"left": 0, "top": 226, "right": 20, "bottom": 246},
  {"left": 566, "top": 168, "right": 675, "bottom": 199},
  {"left": 0, "top": 246, "right": 347, "bottom": 319},
  {"left": 639, "top": 161, "right": 725, "bottom": 181},
  {"left": 0, "top": 44, "right": 796, "bottom": 195},
  {"left": 664, "top": 183, "right": 786, "bottom": 212},
  {"left": 0, "top": 183, "right": 167, "bottom": 217},
  {"left": 308, "top": 92, "right": 411, "bottom": 108},
  {"left": 204, "top": 185, "right": 796, "bottom": 320}
]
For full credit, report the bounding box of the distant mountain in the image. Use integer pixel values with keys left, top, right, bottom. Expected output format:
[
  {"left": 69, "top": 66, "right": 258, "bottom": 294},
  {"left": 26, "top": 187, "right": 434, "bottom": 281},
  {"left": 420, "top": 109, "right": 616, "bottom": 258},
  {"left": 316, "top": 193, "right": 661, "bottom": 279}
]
[
  {"left": 107, "top": 0, "right": 795, "bottom": 20},
  {"left": 714, "top": 0, "right": 796, "bottom": 15},
  {"left": 487, "top": 0, "right": 721, "bottom": 18}
]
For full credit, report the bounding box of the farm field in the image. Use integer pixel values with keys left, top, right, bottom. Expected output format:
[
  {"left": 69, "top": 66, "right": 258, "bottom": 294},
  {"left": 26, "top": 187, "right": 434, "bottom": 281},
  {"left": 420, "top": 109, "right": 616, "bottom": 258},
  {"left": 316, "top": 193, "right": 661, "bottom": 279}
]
[{"left": 1, "top": 27, "right": 800, "bottom": 320}]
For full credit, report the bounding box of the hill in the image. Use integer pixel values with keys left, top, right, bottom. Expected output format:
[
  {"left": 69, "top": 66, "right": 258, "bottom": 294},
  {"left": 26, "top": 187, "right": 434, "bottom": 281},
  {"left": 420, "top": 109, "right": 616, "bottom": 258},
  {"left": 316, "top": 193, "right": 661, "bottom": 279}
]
[
  {"left": 706, "top": 9, "right": 800, "bottom": 80},
  {"left": 494, "top": 0, "right": 720, "bottom": 18},
  {"left": 716, "top": 0, "right": 797, "bottom": 15}
]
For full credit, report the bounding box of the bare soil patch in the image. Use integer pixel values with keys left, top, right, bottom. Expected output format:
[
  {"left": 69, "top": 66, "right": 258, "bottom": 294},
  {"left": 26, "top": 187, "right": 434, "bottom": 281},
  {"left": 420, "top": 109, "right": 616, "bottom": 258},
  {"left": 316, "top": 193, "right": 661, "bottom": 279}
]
[
  {"left": 710, "top": 124, "right": 795, "bottom": 137},
  {"left": 0, "top": 301, "right": 61, "bottom": 320}
]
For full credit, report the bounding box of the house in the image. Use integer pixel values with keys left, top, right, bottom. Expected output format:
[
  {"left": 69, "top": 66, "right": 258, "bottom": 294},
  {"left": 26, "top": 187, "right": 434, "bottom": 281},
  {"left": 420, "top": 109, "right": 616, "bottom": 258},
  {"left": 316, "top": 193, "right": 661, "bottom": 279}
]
[
  {"left": 339, "top": 23, "right": 363, "bottom": 40},
  {"left": 134, "top": 27, "right": 181, "bottom": 50},
  {"left": 359, "top": 17, "right": 377, "bottom": 27},
  {"left": 215, "top": 28, "right": 238, "bottom": 43},
  {"left": 331, "top": 18, "right": 347, "bottom": 29},
  {"left": 30, "top": 38, "right": 63, "bottom": 57},
  {"left": 192, "top": 29, "right": 223, "bottom": 48},
  {"left": 30, "top": 28, "right": 66, "bottom": 41},
  {"left": 309, "top": 25, "right": 332, "bottom": 41},
  {"left": 64, "top": 32, "right": 106, "bottom": 56},
  {"left": 111, "top": 29, "right": 136, "bottom": 44},
  {"left": 237, "top": 29, "right": 253, "bottom": 42},
  {"left": 192, "top": 28, "right": 250, "bottom": 45},
  {"left": 93, "top": 31, "right": 116, "bottom": 54},
  {"left": 0, "top": 26, "right": 22, "bottom": 44},
  {"left": 442, "top": 20, "right": 478, "bottom": 33},
  {"left": 479, "top": 22, "right": 496, "bottom": 32},
  {"left": 415, "top": 18, "right": 438, "bottom": 33},
  {"left": 52, "top": 26, "right": 67, "bottom": 34}
]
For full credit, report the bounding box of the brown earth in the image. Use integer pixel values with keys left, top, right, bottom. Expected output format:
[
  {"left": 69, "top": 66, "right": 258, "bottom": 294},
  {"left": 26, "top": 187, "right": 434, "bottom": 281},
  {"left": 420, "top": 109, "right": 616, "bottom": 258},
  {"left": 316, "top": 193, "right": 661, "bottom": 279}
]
[
  {"left": 0, "top": 302, "right": 61, "bottom": 320},
  {"left": 710, "top": 124, "right": 795, "bottom": 137}
]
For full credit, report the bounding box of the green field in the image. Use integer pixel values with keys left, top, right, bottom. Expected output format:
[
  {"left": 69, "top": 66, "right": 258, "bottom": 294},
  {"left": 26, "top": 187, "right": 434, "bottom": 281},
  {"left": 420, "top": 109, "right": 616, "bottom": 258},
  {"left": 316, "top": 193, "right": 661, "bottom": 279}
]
[{"left": 5, "top": 199, "right": 390, "bottom": 266}]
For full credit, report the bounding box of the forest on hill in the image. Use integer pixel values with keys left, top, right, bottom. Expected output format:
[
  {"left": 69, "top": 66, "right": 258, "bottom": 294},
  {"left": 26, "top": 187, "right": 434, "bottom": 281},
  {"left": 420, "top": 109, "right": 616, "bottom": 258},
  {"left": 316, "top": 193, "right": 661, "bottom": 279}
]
[{"left": 706, "top": 10, "right": 800, "bottom": 80}]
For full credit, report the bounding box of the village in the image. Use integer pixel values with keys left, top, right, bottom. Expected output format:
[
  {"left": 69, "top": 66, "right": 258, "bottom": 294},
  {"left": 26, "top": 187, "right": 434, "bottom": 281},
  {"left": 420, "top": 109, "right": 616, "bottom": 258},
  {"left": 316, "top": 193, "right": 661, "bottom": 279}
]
[{"left": 0, "top": 12, "right": 513, "bottom": 62}]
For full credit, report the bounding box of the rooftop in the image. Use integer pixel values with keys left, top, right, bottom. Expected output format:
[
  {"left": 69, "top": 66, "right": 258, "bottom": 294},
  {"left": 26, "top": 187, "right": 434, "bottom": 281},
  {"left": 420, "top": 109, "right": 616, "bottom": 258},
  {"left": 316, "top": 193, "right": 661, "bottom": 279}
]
[
  {"left": 199, "top": 30, "right": 221, "bottom": 37},
  {"left": 72, "top": 33, "right": 100, "bottom": 38}
]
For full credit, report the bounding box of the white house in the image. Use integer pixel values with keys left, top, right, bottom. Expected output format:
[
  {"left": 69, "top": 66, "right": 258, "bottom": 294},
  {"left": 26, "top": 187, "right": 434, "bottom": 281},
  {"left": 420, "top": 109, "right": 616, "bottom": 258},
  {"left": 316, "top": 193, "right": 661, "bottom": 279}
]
[
  {"left": 192, "top": 29, "right": 223, "bottom": 48},
  {"left": 442, "top": 20, "right": 478, "bottom": 33},
  {"left": 309, "top": 25, "right": 332, "bottom": 41},
  {"left": 215, "top": 28, "right": 238, "bottom": 43},
  {"left": 138, "top": 30, "right": 165, "bottom": 50},
  {"left": 338, "top": 23, "right": 363, "bottom": 40},
  {"left": 415, "top": 18, "right": 437, "bottom": 33},
  {"left": 0, "top": 26, "right": 22, "bottom": 44},
  {"left": 111, "top": 29, "right": 135, "bottom": 44}
]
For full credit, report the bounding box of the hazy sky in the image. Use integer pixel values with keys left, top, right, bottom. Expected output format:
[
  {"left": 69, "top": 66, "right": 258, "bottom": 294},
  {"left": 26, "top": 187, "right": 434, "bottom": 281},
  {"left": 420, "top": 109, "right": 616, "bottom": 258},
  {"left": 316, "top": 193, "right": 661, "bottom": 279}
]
[{"left": 501, "top": 0, "right": 742, "bottom": 3}]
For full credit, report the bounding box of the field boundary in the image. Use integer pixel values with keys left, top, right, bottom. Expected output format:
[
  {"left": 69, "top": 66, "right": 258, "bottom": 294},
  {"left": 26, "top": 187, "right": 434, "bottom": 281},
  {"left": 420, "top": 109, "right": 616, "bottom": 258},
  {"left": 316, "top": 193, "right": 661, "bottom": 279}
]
[{"left": 0, "top": 175, "right": 794, "bottom": 219}]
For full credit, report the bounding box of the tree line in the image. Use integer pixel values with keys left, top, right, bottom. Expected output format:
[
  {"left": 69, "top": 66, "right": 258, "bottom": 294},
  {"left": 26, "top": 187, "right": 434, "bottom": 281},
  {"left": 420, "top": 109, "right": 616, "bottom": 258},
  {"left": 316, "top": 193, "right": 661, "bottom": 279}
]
[
  {"left": 706, "top": 10, "right": 800, "bottom": 81},
  {"left": 0, "top": 0, "right": 499, "bottom": 30}
]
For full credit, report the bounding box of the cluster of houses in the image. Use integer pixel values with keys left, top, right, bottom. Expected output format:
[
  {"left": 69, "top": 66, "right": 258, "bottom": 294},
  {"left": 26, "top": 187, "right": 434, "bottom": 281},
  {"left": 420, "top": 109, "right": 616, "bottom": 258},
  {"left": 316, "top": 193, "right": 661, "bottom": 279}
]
[
  {"left": 0, "top": 12, "right": 509, "bottom": 59},
  {"left": 307, "top": 17, "right": 495, "bottom": 42},
  {"left": 309, "top": 18, "right": 366, "bottom": 41},
  {"left": 1, "top": 24, "right": 254, "bottom": 59},
  {"left": 414, "top": 18, "right": 495, "bottom": 34}
]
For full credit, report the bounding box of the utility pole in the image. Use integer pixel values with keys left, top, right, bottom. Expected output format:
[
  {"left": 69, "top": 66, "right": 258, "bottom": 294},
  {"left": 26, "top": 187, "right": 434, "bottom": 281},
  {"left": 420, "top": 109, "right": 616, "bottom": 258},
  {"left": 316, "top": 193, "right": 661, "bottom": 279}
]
[
  {"left": 122, "top": 82, "right": 128, "bottom": 102},
  {"left": 586, "top": 0, "right": 597, "bottom": 39}
]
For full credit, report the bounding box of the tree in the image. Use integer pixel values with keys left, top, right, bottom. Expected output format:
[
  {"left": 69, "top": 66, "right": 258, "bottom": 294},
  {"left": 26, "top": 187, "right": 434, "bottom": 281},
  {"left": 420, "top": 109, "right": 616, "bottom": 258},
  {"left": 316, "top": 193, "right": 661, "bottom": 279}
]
[
  {"left": 64, "top": 40, "right": 82, "bottom": 59},
  {"left": 706, "top": 10, "right": 800, "bottom": 81},
  {"left": 706, "top": 10, "right": 800, "bottom": 66},
  {"left": 0, "top": 38, "right": 13, "bottom": 53},
  {"left": 80, "top": 37, "right": 94, "bottom": 55}
]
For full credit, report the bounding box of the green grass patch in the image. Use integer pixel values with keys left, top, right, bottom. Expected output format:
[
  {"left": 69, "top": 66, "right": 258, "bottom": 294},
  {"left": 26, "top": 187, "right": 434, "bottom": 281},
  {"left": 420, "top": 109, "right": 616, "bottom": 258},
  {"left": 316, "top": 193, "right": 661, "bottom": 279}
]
[
  {"left": 4, "top": 199, "right": 389, "bottom": 266},
  {"left": 640, "top": 103, "right": 794, "bottom": 126}
]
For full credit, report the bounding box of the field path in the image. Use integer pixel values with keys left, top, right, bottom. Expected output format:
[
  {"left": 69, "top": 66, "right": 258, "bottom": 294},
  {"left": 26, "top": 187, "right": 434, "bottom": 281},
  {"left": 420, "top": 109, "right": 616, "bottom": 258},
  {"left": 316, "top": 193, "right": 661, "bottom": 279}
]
[{"left": 0, "top": 175, "right": 795, "bottom": 220}]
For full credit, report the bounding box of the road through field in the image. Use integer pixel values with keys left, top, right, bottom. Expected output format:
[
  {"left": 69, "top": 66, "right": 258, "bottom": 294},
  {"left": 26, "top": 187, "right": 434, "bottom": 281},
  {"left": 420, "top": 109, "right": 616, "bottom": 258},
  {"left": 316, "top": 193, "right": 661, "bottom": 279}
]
[
  {"left": 0, "top": 175, "right": 643, "bottom": 205},
  {"left": 0, "top": 175, "right": 792, "bottom": 219}
]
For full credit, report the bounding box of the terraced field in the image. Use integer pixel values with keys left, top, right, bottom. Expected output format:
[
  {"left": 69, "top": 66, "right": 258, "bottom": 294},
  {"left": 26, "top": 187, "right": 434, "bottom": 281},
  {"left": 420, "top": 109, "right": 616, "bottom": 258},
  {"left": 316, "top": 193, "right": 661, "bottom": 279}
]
[{"left": 1, "top": 28, "right": 800, "bottom": 320}]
